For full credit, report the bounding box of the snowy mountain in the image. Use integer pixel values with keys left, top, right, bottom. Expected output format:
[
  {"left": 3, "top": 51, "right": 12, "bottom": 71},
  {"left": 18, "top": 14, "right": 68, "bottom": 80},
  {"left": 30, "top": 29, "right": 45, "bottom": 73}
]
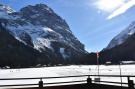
[
  {"left": 91, "top": 21, "right": 135, "bottom": 64},
  {"left": 106, "top": 21, "right": 135, "bottom": 49},
  {"left": 85, "top": 21, "right": 135, "bottom": 65},
  {"left": 0, "top": 4, "right": 87, "bottom": 68}
]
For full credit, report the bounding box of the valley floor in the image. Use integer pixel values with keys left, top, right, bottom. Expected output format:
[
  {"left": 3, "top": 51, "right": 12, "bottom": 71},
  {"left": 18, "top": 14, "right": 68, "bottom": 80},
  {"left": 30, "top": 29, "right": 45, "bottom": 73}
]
[{"left": 0, "top": 65, "right": 135, "bottom": 88}]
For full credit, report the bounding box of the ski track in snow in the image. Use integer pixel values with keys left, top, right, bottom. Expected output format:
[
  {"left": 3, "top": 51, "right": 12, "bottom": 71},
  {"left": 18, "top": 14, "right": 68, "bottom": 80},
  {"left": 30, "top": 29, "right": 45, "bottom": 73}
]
[{"left": 0, "top": 65, "right": 135, "bottom": 88}]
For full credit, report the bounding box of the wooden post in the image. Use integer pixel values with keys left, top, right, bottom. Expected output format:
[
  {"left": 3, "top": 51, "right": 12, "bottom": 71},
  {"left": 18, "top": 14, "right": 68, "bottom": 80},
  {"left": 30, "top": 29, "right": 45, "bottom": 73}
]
[
  {"left": 128, "top": 77, "right": 134, "bottom": 88},
  {"left": 39, "top": 78, "right": 43, "bottom": 88},
  {"left": 87, "top": 76, "right": 92, "bottom": 85},
  {"left": 119, "top": 63, "right": 122, "bottom": 86}
]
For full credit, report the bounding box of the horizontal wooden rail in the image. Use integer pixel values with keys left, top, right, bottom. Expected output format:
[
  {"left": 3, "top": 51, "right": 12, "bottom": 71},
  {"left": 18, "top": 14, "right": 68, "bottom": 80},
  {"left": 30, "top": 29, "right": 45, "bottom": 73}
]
[
  {"left": 93, "top": 80, "right": 128, "bottom": 85},
  {"left": 44, "top": 80, "right": 87, "bottom": 85},
  {"left": 0, "top": 83, "right": 38, "bottom": 87},
  {"left": 0, "top": 75, "right": 88, "bottom": 80},
  {"left": 0, "top": 75, "right": 135, "bottom": 80},
  {"left": 0, "top": 75, "right": 134, "bottom": 88}
]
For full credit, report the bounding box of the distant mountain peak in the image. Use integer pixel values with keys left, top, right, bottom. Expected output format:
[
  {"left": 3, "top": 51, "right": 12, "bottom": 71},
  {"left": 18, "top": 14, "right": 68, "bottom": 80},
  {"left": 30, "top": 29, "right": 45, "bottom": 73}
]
[
  {"left": 106, "top": 21, "right": 135, "bottom": 49},
  {"left": 20, "top": 4, "right": 53, "bottom": 14},
  {"left": 0, "top": 4, "right": 15, "bottom": 13}
]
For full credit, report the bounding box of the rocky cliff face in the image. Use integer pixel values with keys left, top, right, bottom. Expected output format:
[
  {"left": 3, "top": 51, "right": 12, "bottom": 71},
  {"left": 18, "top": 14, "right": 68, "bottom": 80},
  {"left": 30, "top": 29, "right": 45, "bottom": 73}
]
[{"left": 0, "top": 4, "right": 87, "bottom": 68}]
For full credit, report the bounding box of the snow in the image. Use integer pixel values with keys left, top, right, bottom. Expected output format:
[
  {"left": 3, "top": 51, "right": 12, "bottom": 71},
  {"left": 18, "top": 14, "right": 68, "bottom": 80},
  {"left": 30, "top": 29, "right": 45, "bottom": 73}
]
[
  {"left": 42, "top": 27, "right": 54, "bottom": 33},
  {"left": 0, "top": 65, "right": 135, "bottom": 88},
  {"left": 0, "top": 10, "right": 11, "bottom": 19},
  {"left": 60, "top": 48, "right": 69, "bottom": 59},
  {"left": 6, "top": 23, "right": 56, "bottom": 51},
  {"left": 0, "top": 5, "right": 15, "bottom": 14},
  {"left": 0, "top": 4, "right": 15, "bottom": 19},
  {"left": 35, "top": 38, "right": 52, "bottom": 50},
  {"left": 121, "top": 61, "right": 135, "bottom": 64}
]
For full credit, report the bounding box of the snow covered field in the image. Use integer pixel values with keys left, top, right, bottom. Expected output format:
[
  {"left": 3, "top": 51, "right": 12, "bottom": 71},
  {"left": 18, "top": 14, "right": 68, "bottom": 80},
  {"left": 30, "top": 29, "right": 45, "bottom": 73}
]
[{"left": 0, "top": 65, "right": 135, "bottom": 88}]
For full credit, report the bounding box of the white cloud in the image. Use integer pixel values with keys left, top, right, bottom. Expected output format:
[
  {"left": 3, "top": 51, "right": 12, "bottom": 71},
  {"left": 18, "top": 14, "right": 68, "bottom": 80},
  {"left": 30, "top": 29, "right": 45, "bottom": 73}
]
[
  {"left": 94, "top": 0, "right": 125, "bottom": 12},
  {"left": 107, "top": 0, "right": 135, "bottom": 19},
  {"left": 94, "top": 0, "right": 135, "bottom": 19}
]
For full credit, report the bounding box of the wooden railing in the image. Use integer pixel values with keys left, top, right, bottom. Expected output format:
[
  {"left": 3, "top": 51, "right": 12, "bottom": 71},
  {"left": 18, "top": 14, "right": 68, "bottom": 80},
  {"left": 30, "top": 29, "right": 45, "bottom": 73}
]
[{"left": 0, "top": 75, "right": 134, "bottom": 88}]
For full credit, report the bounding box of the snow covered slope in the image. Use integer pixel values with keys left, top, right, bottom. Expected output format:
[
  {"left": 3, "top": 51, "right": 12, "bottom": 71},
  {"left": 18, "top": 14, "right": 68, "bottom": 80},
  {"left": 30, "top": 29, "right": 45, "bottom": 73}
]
[
  {"left": 106, "top": 21, "right": 135, "bottom": 49},
  {"left": 0, "top": 4, "right": 14, "bottom": 19},
  {"left": 0, "top": 4, "right": 87, "bottom": 67}
]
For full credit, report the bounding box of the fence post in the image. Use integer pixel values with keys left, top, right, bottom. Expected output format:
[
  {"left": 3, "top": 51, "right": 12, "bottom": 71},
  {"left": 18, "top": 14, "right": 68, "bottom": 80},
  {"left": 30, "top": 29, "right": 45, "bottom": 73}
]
[
  {"left": 87, "top": 76, "right": 92, "bottom": 85},
  {"left": 39, "top": 78, "right": 43, "bottom": 88},
  {"left": 128, "top": 77, "right": 134, "bottom": 88}
]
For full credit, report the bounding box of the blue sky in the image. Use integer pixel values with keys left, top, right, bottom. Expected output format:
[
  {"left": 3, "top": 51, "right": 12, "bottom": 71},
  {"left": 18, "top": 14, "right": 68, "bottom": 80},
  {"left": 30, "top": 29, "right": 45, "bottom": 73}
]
[{"left": 1, "top": 0, "right": 135, "bottom": 52}]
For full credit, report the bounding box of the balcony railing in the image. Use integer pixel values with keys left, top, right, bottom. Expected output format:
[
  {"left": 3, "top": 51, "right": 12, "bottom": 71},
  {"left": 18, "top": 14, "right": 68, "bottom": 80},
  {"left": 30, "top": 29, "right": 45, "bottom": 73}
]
[{"left": 0, "top": 75, "right": 134, "bottom": 88}]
